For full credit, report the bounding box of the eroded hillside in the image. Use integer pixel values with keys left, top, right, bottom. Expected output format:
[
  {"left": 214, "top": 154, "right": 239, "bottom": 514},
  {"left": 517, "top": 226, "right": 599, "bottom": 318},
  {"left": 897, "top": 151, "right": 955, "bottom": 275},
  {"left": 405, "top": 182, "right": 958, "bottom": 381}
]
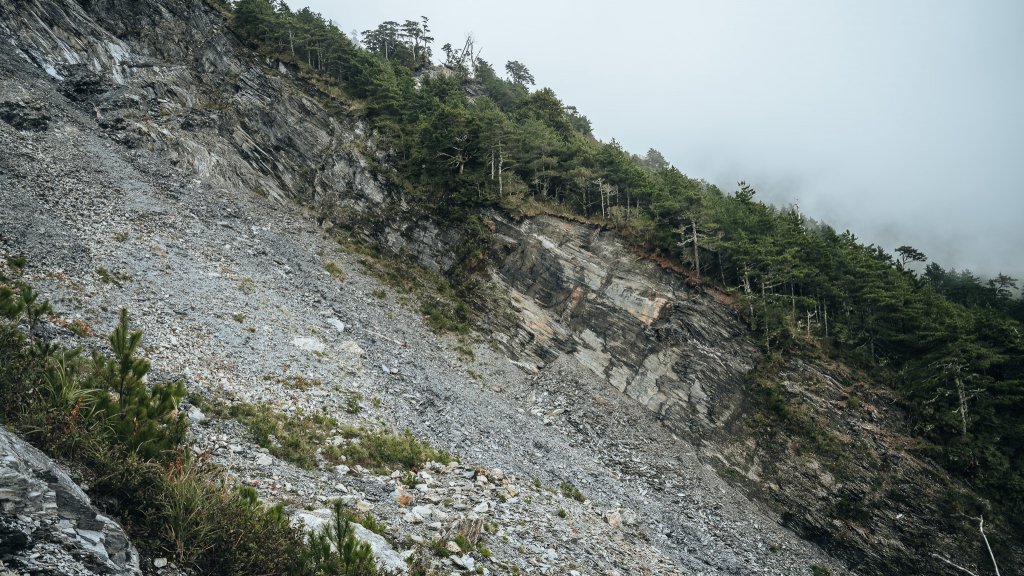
[{"left": 0, "top": 1, "right": 1017, "bottom": 575}]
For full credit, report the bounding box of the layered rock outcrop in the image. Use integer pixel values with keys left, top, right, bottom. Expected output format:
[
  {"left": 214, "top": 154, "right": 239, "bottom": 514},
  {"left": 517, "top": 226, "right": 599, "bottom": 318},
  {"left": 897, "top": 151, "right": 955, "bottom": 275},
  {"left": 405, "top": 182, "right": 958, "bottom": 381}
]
[
  {"left": 0, "top": 428, "right": 140, "bottom": 576},
  {"left": 487, "top": 214, "right": 759, "bottom": 436}
]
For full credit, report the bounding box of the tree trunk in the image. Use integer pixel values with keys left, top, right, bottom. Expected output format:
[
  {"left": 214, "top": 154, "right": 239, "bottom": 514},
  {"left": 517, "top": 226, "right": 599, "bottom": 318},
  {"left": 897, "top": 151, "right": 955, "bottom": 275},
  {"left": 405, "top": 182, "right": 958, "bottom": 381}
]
[
  {"left": 956, "top": 376, "right": 969, "bottom": 436},
  {"left": 690, "top": 218, "right": 700, "bottom": 278},
  {"left": 979, "top": 516, "right": 1002, "bottom": 576},
  {"left": 497, "top": 142, "right": 504, "bottom": 197}
]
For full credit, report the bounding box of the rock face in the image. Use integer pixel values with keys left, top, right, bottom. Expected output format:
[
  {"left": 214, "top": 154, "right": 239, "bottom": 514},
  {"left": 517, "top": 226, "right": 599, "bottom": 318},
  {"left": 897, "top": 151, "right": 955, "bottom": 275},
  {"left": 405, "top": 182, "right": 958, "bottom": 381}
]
[
  {"left": 0, "top": 428, "right": 140, "bottom": 576},
  {"left": 488, "top": 214, "right": 759, "bottom": 435}
]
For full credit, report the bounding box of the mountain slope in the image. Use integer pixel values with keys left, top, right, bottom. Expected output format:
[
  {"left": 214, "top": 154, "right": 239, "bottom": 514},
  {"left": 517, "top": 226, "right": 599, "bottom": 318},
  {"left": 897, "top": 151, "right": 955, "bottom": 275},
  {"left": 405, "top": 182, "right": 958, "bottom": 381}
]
[{"left": 0, "top": 0, "right": 1018, "bottom": 575}]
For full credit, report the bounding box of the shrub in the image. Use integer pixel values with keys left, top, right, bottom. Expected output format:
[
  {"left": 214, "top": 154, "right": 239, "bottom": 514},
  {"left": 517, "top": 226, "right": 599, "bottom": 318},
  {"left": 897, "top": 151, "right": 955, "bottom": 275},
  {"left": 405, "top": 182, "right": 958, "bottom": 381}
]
[
  {"left": 225, "top": 402, "right": 338, "bottom": 470},
  {"left": 324, "top": 261, "right": 346, "bottom": 281},
  {"left": 89, "top": 309, "right": 187, "bottom": 460},
  {"left": 302, "top": 501, "right": 377, "bottom": 575},
  {"left": 341, "top": 428, "right": 451, "bottom": 473},
  {"left": 559, "top": 481, "right": 586, "bottom": 502}
]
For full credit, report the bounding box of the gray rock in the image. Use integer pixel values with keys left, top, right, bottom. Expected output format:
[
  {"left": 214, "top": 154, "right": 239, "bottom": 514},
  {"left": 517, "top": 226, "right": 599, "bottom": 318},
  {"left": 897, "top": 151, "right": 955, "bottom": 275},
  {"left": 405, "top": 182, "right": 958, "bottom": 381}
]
[
  {"left": 452, "top": 553, "right": 475, "bottom": 571},
  {"left": 0, "top": 427, "right": 140, "bottom": 575},
  {"left": 350, "top": 523, "right": 407, "bottom": 575},
  {"left": 292, "top": 509, "right": 407, "bottom": 575},
  {"left": 187, "top": 405, "right": 207, "bottom": 424},
  {"left": 292, "top": 336, "right": 325, "bottom": 353}
]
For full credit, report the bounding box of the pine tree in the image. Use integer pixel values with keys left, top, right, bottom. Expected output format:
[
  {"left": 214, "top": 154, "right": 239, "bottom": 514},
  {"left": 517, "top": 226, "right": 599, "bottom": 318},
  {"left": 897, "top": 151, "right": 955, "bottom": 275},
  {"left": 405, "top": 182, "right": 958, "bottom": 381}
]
[{"left": 92, "top": 309, "right": 186, "bottom": 460}]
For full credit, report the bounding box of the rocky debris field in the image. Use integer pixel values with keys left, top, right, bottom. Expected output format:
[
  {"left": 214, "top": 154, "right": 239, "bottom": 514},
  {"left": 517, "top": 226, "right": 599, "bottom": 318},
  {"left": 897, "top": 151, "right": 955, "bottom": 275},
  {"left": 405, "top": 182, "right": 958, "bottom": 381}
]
[
  {"left": 0, "top": 2, "right": 851, "bottom": 573},
  {"left": 0, "top": 67, "right": 847, "bottom": 576}
]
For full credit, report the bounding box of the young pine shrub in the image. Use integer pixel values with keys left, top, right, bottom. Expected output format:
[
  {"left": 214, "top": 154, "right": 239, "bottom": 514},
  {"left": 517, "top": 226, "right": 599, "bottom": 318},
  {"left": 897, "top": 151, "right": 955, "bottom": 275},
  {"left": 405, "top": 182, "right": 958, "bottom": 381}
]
[
  {"left": 89, "top": 309, "right": 186, "bottom": 460},
  {"left": 303, "top": 500, "right": 378, "bottom": 576}
]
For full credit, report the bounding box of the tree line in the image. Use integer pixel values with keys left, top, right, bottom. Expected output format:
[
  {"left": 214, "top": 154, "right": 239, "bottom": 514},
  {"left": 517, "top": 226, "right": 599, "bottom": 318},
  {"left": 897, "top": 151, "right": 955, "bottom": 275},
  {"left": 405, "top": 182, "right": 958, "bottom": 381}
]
[{"left": 229, "top": 0, "right": 1024, "bottom": 534}]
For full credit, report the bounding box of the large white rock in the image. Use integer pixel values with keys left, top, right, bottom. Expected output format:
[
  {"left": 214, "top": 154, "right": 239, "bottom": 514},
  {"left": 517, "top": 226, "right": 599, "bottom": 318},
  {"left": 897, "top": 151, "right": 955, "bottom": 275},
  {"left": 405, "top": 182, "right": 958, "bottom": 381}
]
[
  {"left": 292, "top": 509, "right": 408, "bottom": 575},
  {"left": 291, "top": 336, "right": 325, "bottom": 353}
]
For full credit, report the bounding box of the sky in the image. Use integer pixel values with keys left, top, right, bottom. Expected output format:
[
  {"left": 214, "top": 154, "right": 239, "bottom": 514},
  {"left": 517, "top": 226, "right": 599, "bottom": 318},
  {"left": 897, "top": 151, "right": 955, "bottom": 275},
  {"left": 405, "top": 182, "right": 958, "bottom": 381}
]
[{"left": 300, "top": 0, "right": 1024, "bottom": 279}]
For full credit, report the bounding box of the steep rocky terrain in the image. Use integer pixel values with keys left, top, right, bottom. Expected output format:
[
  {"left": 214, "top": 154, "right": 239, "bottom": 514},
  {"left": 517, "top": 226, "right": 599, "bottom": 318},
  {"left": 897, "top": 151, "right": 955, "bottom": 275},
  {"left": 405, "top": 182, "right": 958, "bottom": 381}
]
[{"left": 0, "top": 0, "right": 1016, "bottom": 575}]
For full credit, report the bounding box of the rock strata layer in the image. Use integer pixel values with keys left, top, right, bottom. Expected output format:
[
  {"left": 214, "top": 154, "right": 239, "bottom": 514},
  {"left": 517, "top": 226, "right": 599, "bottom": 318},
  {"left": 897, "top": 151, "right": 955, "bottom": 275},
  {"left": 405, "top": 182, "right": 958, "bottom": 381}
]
[{"left": 0, "top": 428, "right": 140, "bottom": 576}]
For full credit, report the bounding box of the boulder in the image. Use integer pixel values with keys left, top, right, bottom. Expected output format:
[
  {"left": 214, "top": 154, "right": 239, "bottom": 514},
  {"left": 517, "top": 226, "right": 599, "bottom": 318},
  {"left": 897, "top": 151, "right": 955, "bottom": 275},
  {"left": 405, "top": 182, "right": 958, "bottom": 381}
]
[
  {"left": 0, "top": 427, "right": 140, "bottom": 575},
  {"left": 292, "top": 509, "right": 407, "bottom": 575}
]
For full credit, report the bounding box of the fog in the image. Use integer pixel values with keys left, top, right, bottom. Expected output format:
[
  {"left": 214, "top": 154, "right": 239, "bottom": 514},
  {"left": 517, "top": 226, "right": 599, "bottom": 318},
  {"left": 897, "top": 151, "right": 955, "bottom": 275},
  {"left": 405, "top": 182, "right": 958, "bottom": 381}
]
[{"left": 300, "top": 0, "right": 1024, "bottom": 279}]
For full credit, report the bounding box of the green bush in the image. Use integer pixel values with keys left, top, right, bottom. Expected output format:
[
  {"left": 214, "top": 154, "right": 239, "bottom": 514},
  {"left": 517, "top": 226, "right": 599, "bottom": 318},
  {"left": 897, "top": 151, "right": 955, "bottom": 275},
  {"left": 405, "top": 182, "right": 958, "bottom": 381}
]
[
  {"left": 559, "top": 480, "right": 586, "bottom": 502},
  {"left": 341, "top": 428, "right": 451, "bottom": 473},
  {"left": 223, "top": 402, "right": 340, "bottom": 470},
  {"left": 303, "top": 501, "right": 377, "bottom": 576},
  {"left": 89, "top": 309, "right": 187, "bottom": 460}
]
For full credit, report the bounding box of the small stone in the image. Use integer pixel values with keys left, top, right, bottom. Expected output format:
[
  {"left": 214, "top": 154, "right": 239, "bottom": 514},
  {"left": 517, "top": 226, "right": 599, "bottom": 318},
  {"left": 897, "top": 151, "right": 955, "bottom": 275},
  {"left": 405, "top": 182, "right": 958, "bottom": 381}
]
[
  {"left": 604, "top": 510, "right": 622, "bottom": 529},
  {"left": 412, "top": 505, "right": 432, "bottom": 519},
  {"left": 621, "top": 508, "right": 639, "bottom": 526},
  {"left": 334, "top": 464, "right": 350, "bottom": 476},
  {"left": 340, "top": 340, "right": 364, "bottom": 356},
  {"left": 446, "top": 540, "right": 462, "bottom": 554},
  {"left": 472, "top": 501, "right": 489, "bottom": 514},
  {"left": 292, "top": 336, "right": 325, "bottom": 353},
  {"left": 154, "top": 557, "right": 168, "bottom": 568},
  {"left": 355, "top": 500, "right": 373, "bottom": 512},
  {"left": 452, "top": 554, "right": 476, "bottom": 571},
  {"left": 328, "top": 318, "right": 346, "bottom": 334},
  {"left": 394, "top": 487, "right": 414, "bottom": 507},
  {"left": 256, "top": 453, "right": 273, "bottom": 466},
  {"left": 187, "top": 405, "right": 207, "bottom": 423}
]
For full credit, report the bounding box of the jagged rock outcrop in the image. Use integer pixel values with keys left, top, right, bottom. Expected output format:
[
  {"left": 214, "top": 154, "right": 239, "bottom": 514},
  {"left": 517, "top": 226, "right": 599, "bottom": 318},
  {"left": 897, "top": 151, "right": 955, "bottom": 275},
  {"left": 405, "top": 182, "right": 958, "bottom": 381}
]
[
  {"left": 0, "top": 428, "right": 140, "bottom": 576},
  {"left": 487, "top": 214, "right": 759, "bottom": 435}
]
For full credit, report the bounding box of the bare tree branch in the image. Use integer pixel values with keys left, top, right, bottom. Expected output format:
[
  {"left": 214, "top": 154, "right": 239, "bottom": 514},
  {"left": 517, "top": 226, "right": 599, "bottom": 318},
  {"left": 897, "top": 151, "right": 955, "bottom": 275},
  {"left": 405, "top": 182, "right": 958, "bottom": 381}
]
[
  {"left": 978, "top": 515, "right": 1001, "bottom": 576},
  {"left": 930, "top": 553, "right": 979, "bottom": 576}
]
